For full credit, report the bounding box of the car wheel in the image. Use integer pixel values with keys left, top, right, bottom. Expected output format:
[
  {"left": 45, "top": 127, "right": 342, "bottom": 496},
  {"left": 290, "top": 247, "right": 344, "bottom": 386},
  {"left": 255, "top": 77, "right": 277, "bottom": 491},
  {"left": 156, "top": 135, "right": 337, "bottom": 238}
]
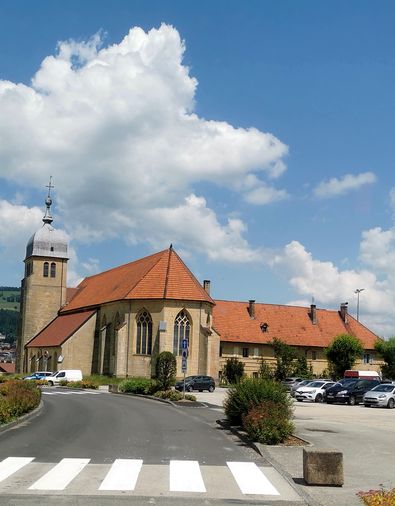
[
  {"left": 348, "top": 396, "right": 356, "bottom": 406},
  {"left": 188, "top": 385, "right": 194, "bottom": 392},
  {"left": 387, "top": 398, "right": 395, "bottom": 409},
  {"left": 48, "top": 381, "right": 54, "bottom": 387},
  {"left": 208, "top": 385, "right": 215, "bottom": 392},
  {"left": 315, "top": 394, "right": 323, "bottom": 403}
]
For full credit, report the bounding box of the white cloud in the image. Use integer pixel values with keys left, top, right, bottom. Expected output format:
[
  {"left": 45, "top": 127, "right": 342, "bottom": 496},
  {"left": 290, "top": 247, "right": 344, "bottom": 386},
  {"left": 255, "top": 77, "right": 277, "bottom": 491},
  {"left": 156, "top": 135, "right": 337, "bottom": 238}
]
[
  {"left": 270, "top": 240, "right": 394, "bottom": 336},
  {"left": 389, "top": 188, "right": 395, "bottom": 211},
  {"left": 313, "top": 172, "right": 376, "bottom": 198},
  {"left": 244, "top": 184, "right": 288, "bottom": 205},
  {"left": 0, "top": 24, "right": 288, "bottom": 263}
]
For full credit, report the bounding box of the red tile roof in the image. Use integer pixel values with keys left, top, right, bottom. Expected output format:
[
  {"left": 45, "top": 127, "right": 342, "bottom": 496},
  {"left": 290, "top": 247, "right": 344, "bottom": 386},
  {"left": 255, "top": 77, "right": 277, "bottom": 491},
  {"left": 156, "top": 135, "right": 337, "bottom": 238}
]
[
  {"left": 26, "top": 310, "right": 96, "bottom": 348},
  {"left": 0, "top": 363, "right": 15, "bottom": 373},
  {"left": 63, "top": 248, "right": 213, "bottom": 312},
  {"left": 213, "top": 300, "right": 379, "bottom": 349}
]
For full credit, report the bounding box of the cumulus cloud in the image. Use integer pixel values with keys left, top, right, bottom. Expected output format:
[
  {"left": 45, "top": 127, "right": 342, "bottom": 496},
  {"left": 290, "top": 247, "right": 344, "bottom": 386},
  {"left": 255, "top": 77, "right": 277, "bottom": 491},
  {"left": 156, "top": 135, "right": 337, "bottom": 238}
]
[
  {"left": 313, "top": 172, "right": 377, "bottom": 198},
  {"left": 0, "top": 24, "right": 288, "bottom": 263},
  {"left": 270, "top": 239, "right": 394, "bottom": 336},
  {"left": 244, "top": 184, "right": 288, "bottom": 205}
]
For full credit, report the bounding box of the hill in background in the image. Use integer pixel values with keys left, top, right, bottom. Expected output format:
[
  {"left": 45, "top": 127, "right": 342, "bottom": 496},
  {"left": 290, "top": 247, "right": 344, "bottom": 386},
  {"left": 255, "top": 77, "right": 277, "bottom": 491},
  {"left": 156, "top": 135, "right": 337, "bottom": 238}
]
[
  {"left": 0, "top": 287, "right": 20, "bottom": 312},
  {"left": 0, "top": 288, "right": 20, "bottom": 345}
]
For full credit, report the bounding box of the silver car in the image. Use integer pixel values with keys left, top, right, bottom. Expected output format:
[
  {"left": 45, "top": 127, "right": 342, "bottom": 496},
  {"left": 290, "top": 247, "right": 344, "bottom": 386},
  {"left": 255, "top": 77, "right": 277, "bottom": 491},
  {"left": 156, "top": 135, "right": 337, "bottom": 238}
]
[{"left": 363, "top": 383, "right": 395, "bottom": 408}]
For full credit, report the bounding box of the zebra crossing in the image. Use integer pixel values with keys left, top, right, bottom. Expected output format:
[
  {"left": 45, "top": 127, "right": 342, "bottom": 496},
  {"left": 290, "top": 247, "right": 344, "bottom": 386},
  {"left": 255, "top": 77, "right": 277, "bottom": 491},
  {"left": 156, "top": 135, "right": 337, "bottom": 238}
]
[{"left": 0, "top": 457, "right": 300, "bottom": 500}]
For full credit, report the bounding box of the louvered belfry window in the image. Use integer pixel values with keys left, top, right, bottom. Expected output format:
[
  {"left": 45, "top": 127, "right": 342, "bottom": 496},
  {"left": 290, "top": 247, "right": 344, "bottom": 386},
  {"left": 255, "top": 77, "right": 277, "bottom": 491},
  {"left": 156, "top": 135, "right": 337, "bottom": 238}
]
[
  {"left": 173, "top": 310, "right": 191, "bottom": 356},
  {"left": 136, "top": 310, "right": 152, "bottom": 355}
]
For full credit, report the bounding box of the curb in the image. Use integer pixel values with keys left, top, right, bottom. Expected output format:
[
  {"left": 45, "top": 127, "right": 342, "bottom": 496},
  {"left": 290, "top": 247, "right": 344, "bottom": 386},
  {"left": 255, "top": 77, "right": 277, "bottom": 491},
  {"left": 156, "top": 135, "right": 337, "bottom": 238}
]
[
  {"left": 216, "top": 419, "right": 319, "bottom": 506},
  {"left": 109, "top": 389, "right": 206, "bottom": 407},
  {"left": 0, "top": 400, "right": 44, "bottom": 435}
]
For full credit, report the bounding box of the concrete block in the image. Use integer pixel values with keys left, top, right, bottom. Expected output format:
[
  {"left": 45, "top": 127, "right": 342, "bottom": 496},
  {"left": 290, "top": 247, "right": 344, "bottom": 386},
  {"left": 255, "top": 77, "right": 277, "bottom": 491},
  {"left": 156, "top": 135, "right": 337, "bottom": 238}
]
[{"left": 303, "top": 448, "right": 343, "bottom": 486}]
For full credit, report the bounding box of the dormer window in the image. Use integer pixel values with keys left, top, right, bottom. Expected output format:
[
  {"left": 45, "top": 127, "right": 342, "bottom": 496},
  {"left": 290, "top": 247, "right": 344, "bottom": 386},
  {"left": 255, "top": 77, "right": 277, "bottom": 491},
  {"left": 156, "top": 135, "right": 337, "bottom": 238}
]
[
  {"left": 50, "top": 246, "right": 54, "bottom": 252},
  {"left": 260, "top": 322, "right": 269, "bottom": 332}
]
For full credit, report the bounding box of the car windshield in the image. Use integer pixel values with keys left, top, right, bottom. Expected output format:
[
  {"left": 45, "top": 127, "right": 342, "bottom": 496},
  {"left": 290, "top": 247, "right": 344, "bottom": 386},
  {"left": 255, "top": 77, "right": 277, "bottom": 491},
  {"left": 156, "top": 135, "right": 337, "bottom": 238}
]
[
  {"left": 371, "top": 384, "right": 395, "bottom": 393},
  {"left": 307, "top": 381, "right": 325, "bottom": 388}
]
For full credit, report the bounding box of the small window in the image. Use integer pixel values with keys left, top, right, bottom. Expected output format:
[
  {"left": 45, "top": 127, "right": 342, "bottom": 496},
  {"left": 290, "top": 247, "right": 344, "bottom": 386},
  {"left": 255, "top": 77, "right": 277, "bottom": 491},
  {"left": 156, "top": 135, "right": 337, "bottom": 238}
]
[
  {"left": 363, "top": 353, "right": 372, "bottom": 364},
  {"left": 219, "top": 346, "right": 223, "bottom": 357},
  {"left": 50, "top": 262, "right": 56, "bottom": 278},
  {"left": 43, "top": 262, "right": 49, "bottom": 277},
  {"left": 50, "top": 246, "right": 54, "bottom": 252},
  {"left": 312, "top": 351, "right": 317, "bottom": 361},
  {"left": 242, "top": 348, "right": 249, "bottom": 358},
  {"left": 253, "top": 347, "right": 259, "bottom": 357},
  {"left": 253, "top": 372, "right": 258, "bottom": 378}
]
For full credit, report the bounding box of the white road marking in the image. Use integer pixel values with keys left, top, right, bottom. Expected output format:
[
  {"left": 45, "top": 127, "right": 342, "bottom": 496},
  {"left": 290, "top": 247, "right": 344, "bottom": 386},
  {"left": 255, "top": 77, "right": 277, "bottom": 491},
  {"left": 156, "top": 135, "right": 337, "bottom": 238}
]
[
  {"left": 29, "top": 458, "right": 90, "bottom": 490},
  {"left": 0, "top": 457, "right": 34, "bottom": 482},
  {"left": 99, "top": 459, "right": 143, "bottom": 490},
  {"left": 169, "top": 460, "right": 206, "bottom": 492},
  {"left": 227, "top": 461, "right": 280, "bottom": 495}
]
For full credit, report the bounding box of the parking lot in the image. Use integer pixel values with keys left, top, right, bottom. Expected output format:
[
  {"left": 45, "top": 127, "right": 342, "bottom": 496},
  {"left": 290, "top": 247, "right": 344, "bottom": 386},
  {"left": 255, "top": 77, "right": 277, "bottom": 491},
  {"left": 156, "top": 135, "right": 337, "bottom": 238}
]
[{"left": 193, "top": 387, "right": 395, "bottom": 506}]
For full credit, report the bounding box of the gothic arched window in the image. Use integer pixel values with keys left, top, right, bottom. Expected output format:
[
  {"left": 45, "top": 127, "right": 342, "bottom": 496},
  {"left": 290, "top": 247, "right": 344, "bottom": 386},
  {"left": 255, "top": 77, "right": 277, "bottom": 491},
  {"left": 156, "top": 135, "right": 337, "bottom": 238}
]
[
  {"left": 43, "top": 262, "right": 49, "bottom": 277},
  {"left": 173, "top": 310, "right": 191, "bottom": 356},
  {"left": 50, "top": 262, "right": 56, "bottom": 278},
  {"left": 136, "top": 310, "right": 152, "bottom": 355}
]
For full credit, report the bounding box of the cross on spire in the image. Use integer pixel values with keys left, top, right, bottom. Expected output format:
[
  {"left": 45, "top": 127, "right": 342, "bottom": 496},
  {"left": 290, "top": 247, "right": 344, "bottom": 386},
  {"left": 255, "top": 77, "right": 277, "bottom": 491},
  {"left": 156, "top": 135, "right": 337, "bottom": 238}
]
[{"left": 43, "top": 176, "right": 54, "bottom": 225}]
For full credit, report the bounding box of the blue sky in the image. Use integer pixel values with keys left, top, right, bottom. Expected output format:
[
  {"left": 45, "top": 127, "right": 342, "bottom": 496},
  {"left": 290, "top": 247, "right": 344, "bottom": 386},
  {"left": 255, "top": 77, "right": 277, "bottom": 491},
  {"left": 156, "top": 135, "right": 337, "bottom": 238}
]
[{"left": 0, "top": 1, "right": 394, "bottom": 336}]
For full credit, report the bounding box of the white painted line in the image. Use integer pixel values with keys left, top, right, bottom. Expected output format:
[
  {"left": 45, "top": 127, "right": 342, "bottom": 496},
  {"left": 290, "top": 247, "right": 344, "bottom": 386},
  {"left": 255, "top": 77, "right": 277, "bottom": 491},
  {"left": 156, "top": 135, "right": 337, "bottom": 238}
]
[
  {"left": 169, "top": 460, "right": 206, "bottom": 492},
  {"left": 99, "top": 459, "right": 143, "bottom": 490},
  {"left": 53, "top": 392, "right": 73, "bottom": 395},
  {"left": 41, "top": 392, "right": 56, "bottom": 395},
  {"left": 227, "top": 462, "right": 280, "bottom": 495},
  {"left": 29, "top": 458, "right": 90, "bottom": 490},
  {"left": 0, "top": 457, "right": 34, "bottom": 482}
]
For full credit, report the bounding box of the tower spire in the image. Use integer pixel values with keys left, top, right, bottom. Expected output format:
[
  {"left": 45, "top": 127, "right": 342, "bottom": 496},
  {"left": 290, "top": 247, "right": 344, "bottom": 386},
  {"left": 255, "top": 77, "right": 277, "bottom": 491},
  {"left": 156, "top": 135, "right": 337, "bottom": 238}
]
[{"left": 43, "top": 176, "right": 54, "bottom": 225}]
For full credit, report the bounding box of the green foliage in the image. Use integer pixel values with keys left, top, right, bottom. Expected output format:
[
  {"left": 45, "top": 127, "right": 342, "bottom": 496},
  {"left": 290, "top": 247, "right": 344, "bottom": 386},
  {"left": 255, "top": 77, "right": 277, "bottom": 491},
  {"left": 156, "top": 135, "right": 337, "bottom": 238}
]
[
  {"left": 223, "top": 357, "right": 245, "bottom": 384},
  {"left": 0, "top": 380, "right": 41, "bottom": 424},
  {"left": 153, "top": 390, "right": 183, "bottom": 401},
  {"left": 293, "top": 355, "right": 313, "bottom": 379},
  {"left": 66, "top": 380, "right": 98, "bottom": 389},
  {"left": 243, "top": 400, "right": 294, "bottom": 445},
  {"left": 119, "top": 377, "right": 157, "bottom": 395},
  {"left": 325, "top": 334, "right": 364, "bottom": 379},
  {"left": 184, "top": 394, "right": 197, "bottom": 401},
  {"left": 0, "top": 308, "right": 20, "bottom": 343},
  {"left": 375, "top": 337, "right": 395, "bottom": 380},
  {"left": 271, "top": 338, "right": 298, "bottom": 380},
  {"left": 224, "top": 377, "right": 291, "bottom": 426},
  {"left": 155, "top": 352, "right": 177, "bottom": 390},
  {"left": 82, "top": 374, "right": 125, "bottom": 386},
  {"left": 258, "top": 359, "right": 274, "bottom": 380}
]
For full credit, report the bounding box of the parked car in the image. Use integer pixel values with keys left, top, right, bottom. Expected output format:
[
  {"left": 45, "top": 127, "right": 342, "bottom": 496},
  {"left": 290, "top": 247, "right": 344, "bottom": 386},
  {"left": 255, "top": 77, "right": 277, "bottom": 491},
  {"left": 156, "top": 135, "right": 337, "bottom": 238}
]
[
  {"left": 47, "top": 369, "right": 83, "bottom": 386},
  {"left": 174, "top": 375, "right": 215, "bottom": 392},
  {"left": 363, "top": 383, "right": 395, "bottom": 408},
  {"left": 23, "top": 371, "right": 53, "bottom": 380},
  {"left": 290, "top": 380, "right": 313, "bottom": 397},
  {"left": 325, "top": 378, "right": 381, "bottom": 405},
  {"left": 295, "top": 380, "right": 336, "bottom": 403},
  {"left": 281, "top": 377, "right": 304, "bottom": 391}
]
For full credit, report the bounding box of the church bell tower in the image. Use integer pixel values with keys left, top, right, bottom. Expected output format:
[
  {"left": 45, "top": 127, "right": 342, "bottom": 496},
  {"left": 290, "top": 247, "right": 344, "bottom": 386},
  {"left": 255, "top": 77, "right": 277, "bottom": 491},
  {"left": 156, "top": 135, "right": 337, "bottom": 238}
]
[{"left": 16, "top": 179, "right": 69, "bottom": 372}]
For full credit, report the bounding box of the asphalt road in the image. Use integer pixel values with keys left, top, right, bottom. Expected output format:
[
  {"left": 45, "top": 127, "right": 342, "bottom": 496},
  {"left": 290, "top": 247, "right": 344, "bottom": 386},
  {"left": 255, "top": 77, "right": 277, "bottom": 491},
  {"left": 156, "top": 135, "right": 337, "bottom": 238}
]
[{"left": 0, "top": 388, "right": 303, "bottom": 505}]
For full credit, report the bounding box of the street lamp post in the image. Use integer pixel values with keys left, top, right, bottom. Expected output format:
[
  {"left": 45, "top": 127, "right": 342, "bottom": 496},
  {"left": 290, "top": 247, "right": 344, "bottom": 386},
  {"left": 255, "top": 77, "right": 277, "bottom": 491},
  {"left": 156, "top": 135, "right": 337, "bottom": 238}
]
[{"left": 355, "top": 288, "right": 365, "bottom": 322}]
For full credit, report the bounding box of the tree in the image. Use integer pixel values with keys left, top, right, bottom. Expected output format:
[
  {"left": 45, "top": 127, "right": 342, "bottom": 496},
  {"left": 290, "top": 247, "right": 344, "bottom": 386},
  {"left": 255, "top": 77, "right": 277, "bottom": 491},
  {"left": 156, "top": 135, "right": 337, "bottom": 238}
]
[
  {"left": 223, "top": 358, "right": 245, "bottom": 384},
  {"left": 325, "top": 334, "right": 364, "bottom": 379},
  {"left": 258, "top": 358, "right": 274, "bottom": 380},
  {"left": 271, "top": 337, "right": 297, "bottom": 380},
  {"left": 375, "top": 337, "right": 395, "bottom": 380},
  {"left": 155, "top": 351, "right": 177, "bottom": 390},
  {"left": 293, "top": 355, "right": 313, "bottom": 379}
]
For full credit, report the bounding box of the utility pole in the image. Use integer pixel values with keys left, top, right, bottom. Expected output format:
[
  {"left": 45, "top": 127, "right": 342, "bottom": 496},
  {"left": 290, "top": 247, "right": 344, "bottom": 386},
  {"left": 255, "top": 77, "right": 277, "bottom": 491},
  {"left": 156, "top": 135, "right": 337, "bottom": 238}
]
[{"left": 355, "top": 288, "right": 365, "bottom": 322}]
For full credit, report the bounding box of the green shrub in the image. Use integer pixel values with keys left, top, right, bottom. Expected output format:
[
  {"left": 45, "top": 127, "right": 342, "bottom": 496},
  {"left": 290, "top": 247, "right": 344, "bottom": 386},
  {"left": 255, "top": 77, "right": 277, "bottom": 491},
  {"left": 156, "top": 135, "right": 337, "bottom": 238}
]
[
  {"left": 224, "top": 378, "right": 291, "bottom": 426},
  {"left": 155, "top": 352, "right": 177, "bottom": 390},
  {"left": 59, "top": 380, "right": 68, "bottom": 387},
  {"left": 66, "top": 380, "right": 98, "bottom": 389},
  {"left": 243, "top": 400, "right": 294, "bottom": 444},
  {"left": 0, "top": 380, "right": 41, "bottom": 424},
  {"left": 119, "top": 378, "right": 157, "bottom": 395},
  {"left": 184, "top": 394, "right": 197, "bottom": 401},
  {"left": 153, "top": 390, "right": 183, "bottom": 401},
  {"left": 223, "top": 358, "right": 245, "bottom": 384}
]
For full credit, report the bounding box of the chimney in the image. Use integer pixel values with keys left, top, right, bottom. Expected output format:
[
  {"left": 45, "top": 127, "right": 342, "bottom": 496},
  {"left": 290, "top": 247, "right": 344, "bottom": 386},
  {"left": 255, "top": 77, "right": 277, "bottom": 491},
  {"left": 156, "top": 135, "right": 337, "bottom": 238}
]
[
  {"left": 248, "top": 300, "right": 256, "bottom": 319},
  {"left": 310, "top": 304, "right": 317, "bottom": 325},
  {"left": 203, "top": 280, "right": 211, "bottom": 295},
  {"left": 340, "top": 302, "right": 348, "bottom": 323}
]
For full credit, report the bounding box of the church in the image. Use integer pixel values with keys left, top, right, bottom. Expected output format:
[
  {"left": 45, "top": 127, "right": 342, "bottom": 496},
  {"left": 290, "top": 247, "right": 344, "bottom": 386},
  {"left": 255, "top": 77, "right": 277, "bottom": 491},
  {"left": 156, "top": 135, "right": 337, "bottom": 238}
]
[{"left": 16, "top": 191, "right": 381, "bottom": 379}]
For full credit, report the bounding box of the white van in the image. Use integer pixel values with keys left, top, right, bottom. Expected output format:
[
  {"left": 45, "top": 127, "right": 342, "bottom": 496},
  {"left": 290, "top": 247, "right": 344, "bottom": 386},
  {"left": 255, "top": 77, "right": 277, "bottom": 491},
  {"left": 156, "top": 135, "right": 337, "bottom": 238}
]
[{"left": 47, "top": 370, "right": 83, "bottom": 386}]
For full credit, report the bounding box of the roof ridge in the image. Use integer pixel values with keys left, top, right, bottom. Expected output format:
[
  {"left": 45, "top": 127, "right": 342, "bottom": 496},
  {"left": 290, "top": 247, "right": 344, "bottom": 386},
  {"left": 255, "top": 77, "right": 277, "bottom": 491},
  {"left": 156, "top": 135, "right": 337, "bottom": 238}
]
[
  {"left": 125, "top": 249, "right": 169, "bottom": 299},
  {"left": 163, "top": 247, "right": 172, "bottom": 299},
  {"left": 171, "top": 249, "right": 214, "bottom": 304},
  {"left": 77, "top": 249, "right": 168, "bottom": 284}
]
